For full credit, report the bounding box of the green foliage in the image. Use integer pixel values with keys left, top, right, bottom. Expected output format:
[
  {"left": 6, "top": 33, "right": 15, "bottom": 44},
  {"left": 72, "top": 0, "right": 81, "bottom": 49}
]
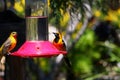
[
  {"left": 69, "top": 28, "right": 120, "bottom": 79},
  {"left": 70, "top": 29, "right": 100, "bottom": 75},
  {"left": 50, "top": 0, "right": 69, "bottom": 26},
  {"left": 49, "top": 0, "right": 87, "bottom": 27},
  {"left": 73, "top": 54, "right": 93, "bottom": 74},
  {"left": 33, "top": 58, "right": 51, "bottom": 73},
  {"left": 75, "top": 29, "right": 95, "bottom": 51}
]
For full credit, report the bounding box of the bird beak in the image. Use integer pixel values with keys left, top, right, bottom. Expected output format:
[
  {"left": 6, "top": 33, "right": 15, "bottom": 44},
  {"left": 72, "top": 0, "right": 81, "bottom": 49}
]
[
  {"left": 53, "top": 32, "right": 56, "bottom": 36},
  {"left": 53, "top": 32, "right": 58, "bottom": 38},
  {"left": 14, "top": 33, "right": 17, "bottom": 38}
]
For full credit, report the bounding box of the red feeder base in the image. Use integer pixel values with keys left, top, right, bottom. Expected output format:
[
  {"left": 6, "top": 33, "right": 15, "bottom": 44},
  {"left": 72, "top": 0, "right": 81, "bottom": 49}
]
[{"left": 11, "top": 41, "right": 67, "bottom": 58}]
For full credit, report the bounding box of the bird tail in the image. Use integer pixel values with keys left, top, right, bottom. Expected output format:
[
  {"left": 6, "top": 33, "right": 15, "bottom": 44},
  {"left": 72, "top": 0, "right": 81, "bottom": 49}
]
[{"left": 63, "top": 56, "right": 72, "bottom": 68}]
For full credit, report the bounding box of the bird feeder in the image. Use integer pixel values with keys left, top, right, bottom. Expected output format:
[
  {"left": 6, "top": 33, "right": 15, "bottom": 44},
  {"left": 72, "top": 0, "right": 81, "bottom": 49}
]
[{"left": 11, "top": 0, "right": 67, "bottom": 58}]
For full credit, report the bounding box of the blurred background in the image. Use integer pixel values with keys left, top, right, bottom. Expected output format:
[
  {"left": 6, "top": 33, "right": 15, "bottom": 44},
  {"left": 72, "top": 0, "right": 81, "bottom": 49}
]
[{"left": 0, "top": 0, "right": 120, "bottom": 80}]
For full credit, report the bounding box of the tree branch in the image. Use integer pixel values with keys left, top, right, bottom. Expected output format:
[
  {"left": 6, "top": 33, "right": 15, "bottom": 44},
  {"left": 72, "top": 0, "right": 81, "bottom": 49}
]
[{"left": 67, "top": 16, "right": 89, "bottom": 51}]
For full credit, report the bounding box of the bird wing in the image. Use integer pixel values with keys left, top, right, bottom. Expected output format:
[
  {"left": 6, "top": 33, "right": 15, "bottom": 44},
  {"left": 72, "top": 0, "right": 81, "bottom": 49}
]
[
  {"left": 3, "top": 38, "right": 12, "bottom": 54},
  {"left": 0, "top": 37, "right": 11, "bottom": 64}
]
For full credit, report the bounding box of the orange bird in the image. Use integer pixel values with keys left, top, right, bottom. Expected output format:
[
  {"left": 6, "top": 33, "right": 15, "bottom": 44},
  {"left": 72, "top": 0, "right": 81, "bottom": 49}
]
[
  {"left": 53, "top": 32, "right": 66, "bottom": 51},
  {"left": 0, "top": 32, "right": 17, "bottom": 63},
  {"left": 53, "top": 32, "right": 71, "bottom": 68}
]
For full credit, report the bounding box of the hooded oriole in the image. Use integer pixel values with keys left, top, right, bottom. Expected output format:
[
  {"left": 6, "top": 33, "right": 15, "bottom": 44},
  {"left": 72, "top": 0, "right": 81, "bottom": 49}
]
[
  {"left": 53, "top": 32, "right": 66, "bottom": 51},
  {"left": 0, "top": 32, "right": 17, "bottom": 63},
  {"left": 53, "top": 32, "right": 71, "bottom": 68}
]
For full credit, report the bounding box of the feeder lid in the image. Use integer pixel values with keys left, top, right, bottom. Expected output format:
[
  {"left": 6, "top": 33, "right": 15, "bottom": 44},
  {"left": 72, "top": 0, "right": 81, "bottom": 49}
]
[{"left": 11, "top": 41, "right": 67, "bottom": 58}]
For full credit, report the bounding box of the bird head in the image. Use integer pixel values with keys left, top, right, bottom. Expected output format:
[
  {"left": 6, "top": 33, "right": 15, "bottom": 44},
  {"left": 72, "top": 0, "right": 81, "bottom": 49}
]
[
  {"left": 53, "top": 32, "right": 63, "bottom": 43},
  {"left": 10, "top": 32, "right": 17, "bottom": 38},
  {"left": 53, "top": 32, "right": 60, "bottom": 38}
]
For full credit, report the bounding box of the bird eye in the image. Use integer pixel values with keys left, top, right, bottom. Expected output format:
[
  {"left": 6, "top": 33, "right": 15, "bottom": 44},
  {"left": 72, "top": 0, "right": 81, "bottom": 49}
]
[{"left": 12, "top": 32, "right": 16, "bottom": 35}]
